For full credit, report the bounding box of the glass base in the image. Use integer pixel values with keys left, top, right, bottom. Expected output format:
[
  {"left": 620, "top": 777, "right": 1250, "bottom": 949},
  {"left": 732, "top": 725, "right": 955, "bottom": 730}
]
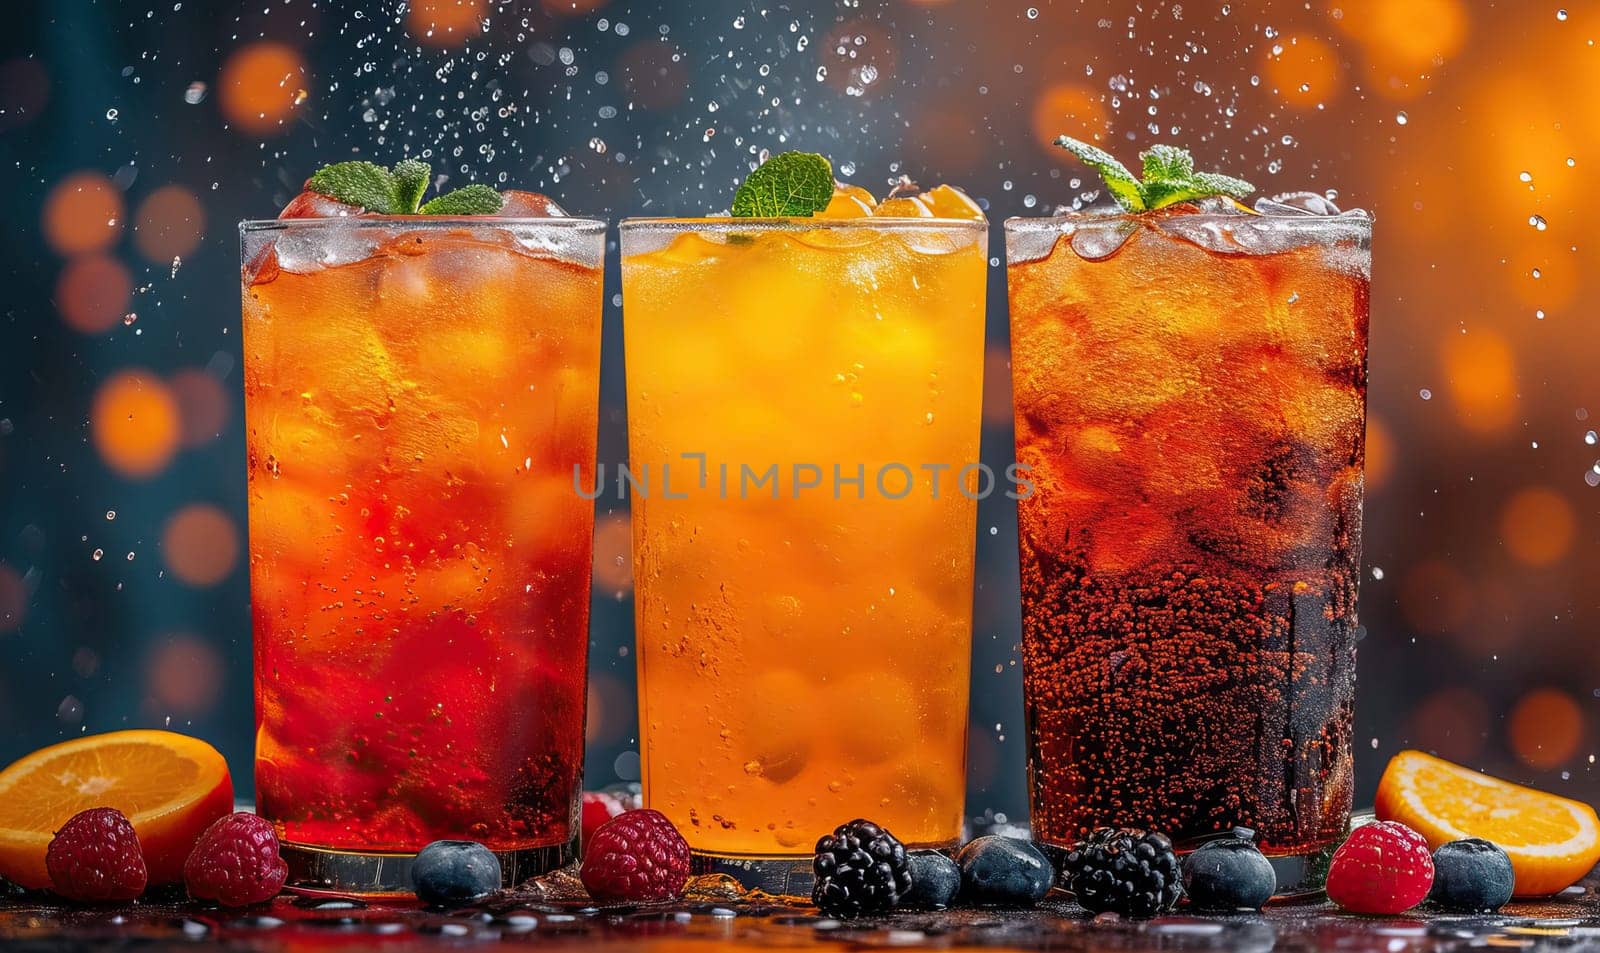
[
  {"left": 689, "top": 850, "right": 817, "bottom": 901},
  {"left": 1038, "top": 834, "right": 1340, "bottom": 903},
  {"left": 282, "top": 835, "right": 577, "bottom": 897}
]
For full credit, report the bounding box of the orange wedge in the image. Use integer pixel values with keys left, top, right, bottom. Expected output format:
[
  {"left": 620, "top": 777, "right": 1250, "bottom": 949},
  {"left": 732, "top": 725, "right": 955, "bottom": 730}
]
[
  {"left": 1375, "top": 749, "right": 1600, "bottom": 897},
  {"left": 0, "top": 730, "right": 233, "bottom": 889}
]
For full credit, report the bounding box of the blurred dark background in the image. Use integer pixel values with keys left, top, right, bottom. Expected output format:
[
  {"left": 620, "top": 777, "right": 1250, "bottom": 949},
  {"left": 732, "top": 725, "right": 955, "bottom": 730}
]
[{"left": 0, "top": 0, "right": 1594, "bottom": 820}]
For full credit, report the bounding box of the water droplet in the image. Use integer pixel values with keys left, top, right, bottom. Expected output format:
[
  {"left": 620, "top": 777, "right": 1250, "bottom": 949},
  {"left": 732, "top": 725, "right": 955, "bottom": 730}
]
[
  {"left": 1520, "top": 170, "right": 1534, "bottom": 182},
  {"left": 105, "top": 108, "right": 119, "bottom": 121},
  {"left": 1586, "top": 431, "right": 1597, "bottom": 445},
  {"left": 1371, "top": 567, "right": 1385, "bottom": 580},
  {"left": 1419, "top": 388, "right": 1433, "bottom": 401},
  {"left": 1558, "top": 8, "right": 1568, "bottom": 20},
  {"left": 1394, "top": 111, "right": 1408, "bottom": 125},
  {"left": 92, "top": 549, "right": 104, "bottom": 561},
  {"left": 105, "top": 510, "right": 115, "bottom": 520},
  {"left": 1026, "top": 7, "right": 1039, "bottom": 17},
  {"left": 184, "top": 81, "right": 207, "bottom": 105},
  {"left": 1530, "top": 214, "right": 1548, "bottom": 230}
]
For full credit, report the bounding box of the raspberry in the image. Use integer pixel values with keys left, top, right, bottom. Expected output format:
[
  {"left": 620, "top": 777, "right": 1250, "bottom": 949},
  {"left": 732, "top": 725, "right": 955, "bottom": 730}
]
[
  {"left": 183, "top": 812, "right": 288, "bottom": 907},
  {"left": 581, "top": 791, "right": 626, "bottom": 848},
  {"left": 45, "top": 808, "right": 148, "bottom": 902},
  {"left": 1326, "top": 820, "right": 1435, "bottom": 914},
  {"left": 579, "top": 809, "right": 690, "bottom": 902}
]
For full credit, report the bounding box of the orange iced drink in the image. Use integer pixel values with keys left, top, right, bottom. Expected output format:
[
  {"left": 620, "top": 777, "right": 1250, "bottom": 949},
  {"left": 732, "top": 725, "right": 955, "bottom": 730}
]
[
  {"left": 620, "top": 184, "right": 987, "bottom": 875},
  {"left": 241, "top": 196, "right": 603, "bottom": 891}
]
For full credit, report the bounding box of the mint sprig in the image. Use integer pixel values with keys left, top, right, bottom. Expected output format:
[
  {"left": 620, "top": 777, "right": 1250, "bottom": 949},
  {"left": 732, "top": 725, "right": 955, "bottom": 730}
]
[
  {"left": 306, "top": 159, "right": 505, "bottom": 215},
  {"left": 731, "top": 151, "right": 834, "bottom": 217},
  {"left": 1054, "top": 137, "right": 1255, "bottom": 212}
]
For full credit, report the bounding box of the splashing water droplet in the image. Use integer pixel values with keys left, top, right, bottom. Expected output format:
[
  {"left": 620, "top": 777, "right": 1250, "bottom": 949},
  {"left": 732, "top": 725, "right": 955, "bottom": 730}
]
[
  {"left": 1027, "top": 7, "right": 1039, "bottom": 17},
  {"left": 1394, "top": 111, "right": 1408, "bottom": 125},
  {"left": 1419, "top": 388, "right": 1433, "bottom": 401},
  {"left": 184, "top": 82, "right": 207, "bottom": 105},
  {"left": 1586, "top": 431, "right": 1597, "bottom": 445},
  {"left": 1529, "top": 214, "right": 1548, "bottom": 230},
  {"left": 92, "top": 549, "right": 104, "bottom": 561},
  {"left": 1371, "top": 567, "right": 1385, "bottom": 580},
  {"left": 105, "top": 108, "right": 119, "bottom": 121},
  {"left": 1557, "top": 8, "right": 1568, "bottom": 20}
]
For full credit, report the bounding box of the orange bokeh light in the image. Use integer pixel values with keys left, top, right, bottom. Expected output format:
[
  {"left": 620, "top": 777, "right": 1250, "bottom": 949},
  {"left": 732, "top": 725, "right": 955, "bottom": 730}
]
[
  {"left": 1365, "top": 414, "right": 1394, "bottom": 490},
  {"left": 1262, "top": 36, "right": 1342, "bottom": 108},
  {"left": 161, "top": 504, "right": 240, "bottom": 588},
  {"left": 1500, "top": 486, "right": 1576, "bottom": 567},
  {"left": 1442, "top": 330, "right": 1517, "bottom": 435},
  {"left": 147, "top": 634, "right": 224, "bottom": 716},
  {"left": 55, "top": 254, "right": 131, "bottom": 334},
  {"left": 133, "top": 185, "right": 205, "bottom": 263},
  {"left": 1337, "top": 0, "right": 1467, "bottom": 98},
  {"left": 42, "top": 172, "right": 123, "bottom": 256},
  {"left": 406, "top": 0, "right": 484, "bottom": 48},
  {"left": 1508, "top": 687, "right": 1583, "bottom": 770},
  {"left": 0, "top": 563, "right": 26, "bottom": 634},
  {"left": 592, "top": 513, "right": 633, "bottom": 594},
  {"left": 91, "top": 370, "right": 181, "bottom": 479},
  {"left": 1032, "top": 83, "right": 1107, "bottom": 155},
  {"left": 218, "top": 42, "right": 308, "bottom": 135},
  {"left": 1407, "top": 687, "right": 1488, "bottom": 764},
  {"left": 168, "top": 368, "right": 229, "bottom": 447}
]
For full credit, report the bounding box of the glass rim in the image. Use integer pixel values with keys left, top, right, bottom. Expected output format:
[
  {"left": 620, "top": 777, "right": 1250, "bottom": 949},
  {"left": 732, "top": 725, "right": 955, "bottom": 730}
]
[
  {"left": 239, "top": 216, "right": 607, "bottom": 233},
  {"left": 1002, "top": 210, "right": 1372, "bottom": 231},
  {"left": 619, "top": 216, "right": 988, "bottom": 232}
]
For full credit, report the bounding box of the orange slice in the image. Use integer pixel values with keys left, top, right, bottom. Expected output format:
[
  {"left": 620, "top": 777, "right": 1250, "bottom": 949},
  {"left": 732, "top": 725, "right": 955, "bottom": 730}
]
[
  {"left": 1375, "top": 749, "right": 1600, "bottom": 897},
  {"left": 0, "top": 730, "right": 233, "bottom": 888}
]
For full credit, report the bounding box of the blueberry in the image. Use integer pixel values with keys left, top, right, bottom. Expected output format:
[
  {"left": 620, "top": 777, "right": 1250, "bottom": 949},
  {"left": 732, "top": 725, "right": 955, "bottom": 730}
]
[
  {"left": 1428, "top": 838, "right": 1514, "bottom": 913},
  {"left": 1180, "top": 836, "right": 1277, "bottom": 911},
  {"left": 903, "top": 852, "right": 962, "bottom": 909},
  {"left": 955, "top": 835, "right": 1054, "bottom": 906},
  {"left": 411, "top": 840, "right": 502, "bottom": 907}
]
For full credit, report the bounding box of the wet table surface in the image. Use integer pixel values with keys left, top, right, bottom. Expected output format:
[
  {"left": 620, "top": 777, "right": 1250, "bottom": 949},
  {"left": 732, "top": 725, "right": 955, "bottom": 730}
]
[{"left": 3, "top": 867, "right": 1599, "bottom": 953}]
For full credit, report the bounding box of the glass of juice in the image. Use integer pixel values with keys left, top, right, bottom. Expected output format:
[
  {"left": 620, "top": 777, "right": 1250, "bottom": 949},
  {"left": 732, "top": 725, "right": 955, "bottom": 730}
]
[
  {"left": 241, "top": 197, "right": 604, "bottom": 894},
  {"left": 1006, "top": 201, "right": 1371, "bottom": 893},
  {"left": 620, "top": 191, "right": 987, "bottom": 895}
]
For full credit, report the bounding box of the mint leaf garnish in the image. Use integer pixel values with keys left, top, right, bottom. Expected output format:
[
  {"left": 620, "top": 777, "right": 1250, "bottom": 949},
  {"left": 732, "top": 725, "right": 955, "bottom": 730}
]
[
  {"left": 1055, "top": 137, "right": 1145, "bottom": 212},
  {"left": 1140, "top": 144, "right": 1194, "bottom": 183},
  {"left": 731, "top": 151, "right": 834, "bottom": 217},
  {"left": 391, "top": 159, "right": 432, "bottom": 214},
  {"left": 308, "top": 161, "right": 400, "bottom": 213},
  {"left": 420, "top": 184, "right": 504, "bottom": 215},
  {"left": 1055, "top": 137, "right": 1256, "bottom": 212}
]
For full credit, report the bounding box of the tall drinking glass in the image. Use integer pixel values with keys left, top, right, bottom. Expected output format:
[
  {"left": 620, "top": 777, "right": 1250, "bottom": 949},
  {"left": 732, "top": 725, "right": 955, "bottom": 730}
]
[
  {"left": 241, "top": 216, "right": 605, "bottom": 894},
  {"left": 1006, "top": 207, "right": 1371, "bottom": 893},
  {"left": 620, "top": 217, "right": 987, "bottom": 895}
]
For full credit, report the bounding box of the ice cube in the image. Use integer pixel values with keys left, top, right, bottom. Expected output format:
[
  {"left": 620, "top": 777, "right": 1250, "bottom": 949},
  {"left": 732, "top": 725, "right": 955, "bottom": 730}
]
[
  {"left": 815, "top": 187, "right": 874, "bottom": 219},
  {"left": 496, "top": 189, "right": 568, "bottom": 218},
  {"left": 279, "top": 189, "right": 363, "bottom": 219},
  {"left": 874, "top": 195, "right": 934, "bottom": 218},
  {"left": 1254, "top": 191, "right": 1342, "bottom": 216},
  {"left": 919, "top": 184, "right": 986, "bottom": 221},
  {"left": 1068, "top": 217, "right": 1138, "bottom": 260}
]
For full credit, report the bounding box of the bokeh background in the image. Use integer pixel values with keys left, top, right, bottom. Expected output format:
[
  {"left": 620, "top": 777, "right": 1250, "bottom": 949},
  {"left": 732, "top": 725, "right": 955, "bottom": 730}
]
[{"left": 0, "top": 0, "right": 1594, "bottom": 822}]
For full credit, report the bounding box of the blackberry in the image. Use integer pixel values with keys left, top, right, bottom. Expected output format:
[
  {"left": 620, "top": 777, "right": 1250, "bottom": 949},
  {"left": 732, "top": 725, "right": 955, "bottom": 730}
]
[
  {"left": 811, "top": 819, "right": 912, "bottom": 917},
  {"left": 1062, "top": 828, "right": 1182, "bottom": 918}
]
